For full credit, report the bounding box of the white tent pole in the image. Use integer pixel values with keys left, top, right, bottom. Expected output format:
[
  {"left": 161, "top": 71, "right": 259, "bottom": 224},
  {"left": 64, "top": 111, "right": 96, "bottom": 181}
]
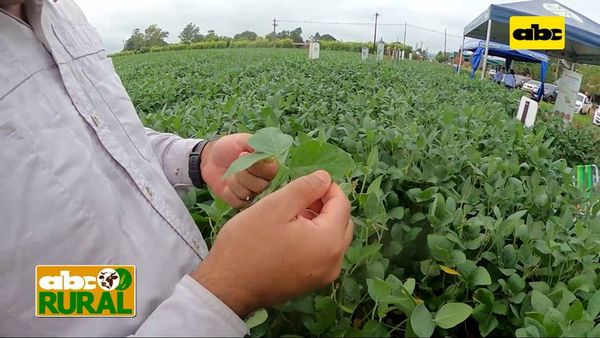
[
  {"left": 458, "top": 35, "right": 465, "bottom": 74},
  {"left": 481, "top": 18, "right": 492, "bottom": 80}
]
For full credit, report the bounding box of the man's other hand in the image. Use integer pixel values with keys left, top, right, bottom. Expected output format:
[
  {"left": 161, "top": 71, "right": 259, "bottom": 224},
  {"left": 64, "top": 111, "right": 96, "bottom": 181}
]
[
  {"left": 200, "top": 133, "right": 278, "bottom": 208},
  {"left": 191, "top": 170, "right": 354, "bottom": 318}
]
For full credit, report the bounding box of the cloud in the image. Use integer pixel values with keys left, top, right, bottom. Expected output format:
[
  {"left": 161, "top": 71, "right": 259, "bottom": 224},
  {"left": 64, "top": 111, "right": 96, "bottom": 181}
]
[{"left": 75, "top": 0, "right": 599, "bottom": 53}]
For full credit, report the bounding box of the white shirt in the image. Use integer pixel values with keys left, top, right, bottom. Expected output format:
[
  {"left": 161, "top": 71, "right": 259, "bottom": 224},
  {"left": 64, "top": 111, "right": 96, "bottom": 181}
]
[
  {"left": 493, "top": 71, "right": 503, "bottom": 82},
  {"left": 0, "top": 0, "right": 247, "bottom": 336},
  {"left": 504, "top": 73, "right": 516, "bottom": 88}
]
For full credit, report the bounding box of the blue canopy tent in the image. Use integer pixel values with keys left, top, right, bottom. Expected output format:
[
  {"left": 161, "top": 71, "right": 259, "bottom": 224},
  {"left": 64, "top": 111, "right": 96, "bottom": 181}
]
[
  {"left": 465, "top": 38, "right": 549, "bottom": 100},
  {"left": 458, "top": 0, "right": 600, "bottom": 81}
]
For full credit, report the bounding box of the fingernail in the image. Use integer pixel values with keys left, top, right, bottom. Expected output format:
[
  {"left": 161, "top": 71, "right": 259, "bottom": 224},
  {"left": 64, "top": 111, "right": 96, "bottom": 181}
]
[{"left": 313, "top": 170, "right": 329, "bottom": 183}]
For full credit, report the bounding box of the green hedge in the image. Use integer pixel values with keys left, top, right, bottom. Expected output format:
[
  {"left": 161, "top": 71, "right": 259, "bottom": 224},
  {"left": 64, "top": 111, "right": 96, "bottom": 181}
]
[{"left": 109, "top": 39, "right": 413, "bottom": 57}]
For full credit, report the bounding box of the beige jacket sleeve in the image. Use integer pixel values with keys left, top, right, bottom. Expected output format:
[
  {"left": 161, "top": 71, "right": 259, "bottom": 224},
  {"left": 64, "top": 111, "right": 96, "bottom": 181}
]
[
  {"left": 145, "top": 128, "right": 202, "bottom": 188},
  {"left": 134, "top": 275, "right": 249, "bottom": 337}
]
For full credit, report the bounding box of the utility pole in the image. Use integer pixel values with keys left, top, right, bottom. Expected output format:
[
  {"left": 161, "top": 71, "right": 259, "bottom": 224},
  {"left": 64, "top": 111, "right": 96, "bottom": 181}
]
[
  {"left": 444, "top": 29, "right": 447, "bottom": 58},
  {"left": 272, "top": 17, "right": 277, "bottom": 37},
  {"left": 403, "top": 22, "right": 407, "bottom": 46},
  {"left": 373, "top": 13, "right": 379, "bottom": 51}
]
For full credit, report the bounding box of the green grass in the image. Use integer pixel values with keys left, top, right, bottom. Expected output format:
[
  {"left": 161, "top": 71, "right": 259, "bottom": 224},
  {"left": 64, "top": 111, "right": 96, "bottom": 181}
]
[{"left": 573, "top": 113, "right": 592, "bottom": 125}]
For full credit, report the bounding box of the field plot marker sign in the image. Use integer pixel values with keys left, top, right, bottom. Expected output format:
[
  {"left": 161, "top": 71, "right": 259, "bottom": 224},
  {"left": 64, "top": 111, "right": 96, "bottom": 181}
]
[
  {"left": 554, "top": 69, "right": 582, "bottom": 123},
  {"left": 361, "top": 47, "right": 369, "bottom": 62},
  {"left": 309, "top": 41, "right": 320, "bottom": 60},
  {"left": 516, "top": 96, "right": 538, "bottom": 127},
  {"left": 377, "top": 41, "right": 385, "bottom": 61}
]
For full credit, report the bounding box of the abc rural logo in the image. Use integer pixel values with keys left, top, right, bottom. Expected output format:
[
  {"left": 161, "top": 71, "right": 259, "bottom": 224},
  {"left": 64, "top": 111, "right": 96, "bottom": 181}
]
[
  {"left": 35, "top": 265, "right": 135, "bottom": 317},
  {"left": 510, "top": 16, "right": 565, "bottom": 50}
]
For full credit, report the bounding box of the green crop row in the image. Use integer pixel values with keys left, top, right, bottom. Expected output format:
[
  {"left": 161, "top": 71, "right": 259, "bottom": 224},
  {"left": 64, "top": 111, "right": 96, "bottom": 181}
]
[
  {"left": 113, "top": 48, "right": 600, "bottom": 337},
  {"left": 109, "top": 40, "right": 413, "bottom": 58}
]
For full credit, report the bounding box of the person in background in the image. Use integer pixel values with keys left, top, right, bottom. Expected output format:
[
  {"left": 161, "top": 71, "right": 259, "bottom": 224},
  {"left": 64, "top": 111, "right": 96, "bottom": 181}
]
[
  {"left": 504, "top": 69, "right": 516, "bottom": 89},
  {"left": 0, "top": 0, "right": 353, "bottom": 336},
  {"left": 494, "top": 67, "right": 505, "bottom": 84}
]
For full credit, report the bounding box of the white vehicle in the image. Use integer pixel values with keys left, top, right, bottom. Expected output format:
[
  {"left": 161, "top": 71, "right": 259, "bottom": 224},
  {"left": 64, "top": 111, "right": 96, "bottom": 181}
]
[
  {"left": 521, "top": 80, "right": 540, "bottom": 94},
  {"left": 594, "top": 106, "right": 600, "bottom": 126},
  {"left": 576, "top": 93, "right": 590, "bottom": 114}
]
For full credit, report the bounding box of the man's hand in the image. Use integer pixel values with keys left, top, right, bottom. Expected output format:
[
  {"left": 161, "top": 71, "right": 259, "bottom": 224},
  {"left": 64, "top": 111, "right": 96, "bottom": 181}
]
[
  {"left": 200, "top": 133, "right": 278, "bottom": 208},
  {"left": 191, "top": 170, "right": 353, "bottom": 318}
]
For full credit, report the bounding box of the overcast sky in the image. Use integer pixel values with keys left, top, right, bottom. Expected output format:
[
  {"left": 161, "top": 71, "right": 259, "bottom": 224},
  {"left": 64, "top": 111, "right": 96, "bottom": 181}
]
[{"left": 76, "top": 0, "right": 599, "bottom": 54}]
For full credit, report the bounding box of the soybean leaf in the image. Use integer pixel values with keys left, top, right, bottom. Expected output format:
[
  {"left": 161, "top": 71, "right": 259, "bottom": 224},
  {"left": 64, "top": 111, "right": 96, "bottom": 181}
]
[
  {"left": 246, "top": 308, "right": 268, "bottom": 330},
  {"left": 507, "top": 274, "right": 526, "bottom": 294},
  {"left": 474, "top": 288, "right": 495, "bottom": 307},
  {"left": 439, "top": 265, "right": 460, "bottom": 276},
  {"left": 410, "top": 303, "right": 435, "bottom": 338},
  {"left": 388, "top": 206, "right": 405, "bottom": 220},
  {"left": 533, "top": 186, "right": 548, "bottom": 207},
  {"left": 566, "top": 299, "right": 583, "bottom": 321},
  {"left": 479, "top": 315, "right": 498, "bottom": 337},
  {"left": 360, "top": 320, "right": 390, "bottom": 337},
  {"left": 531, "top": 290, "right": 554, "bottom": 312},
  {"left": 181, "top": 188, "right": 197, "bottom": 209},
  {"left": 587, "top": 291, "right": 600, "bottom": 318},
  {"left": 404, "top": 278, "right": 416, "bottom": 294},
  {"left": 223, "top": 152, "right": 272, "bottom": 179},
  {"left": 434, "top": 302, "right": 473, "bottom": 329},
  {"left": 289, "top": 140, "right": 354, "bottom": 180},
  {"left": 471, "top": 267, "right": 492, "bottom": 286},
  {"left": 367, "top": 278, "right": 391, "bottom": 303},
  {"left": 248, "top": 127, "right": 293, "bottom": 156}
]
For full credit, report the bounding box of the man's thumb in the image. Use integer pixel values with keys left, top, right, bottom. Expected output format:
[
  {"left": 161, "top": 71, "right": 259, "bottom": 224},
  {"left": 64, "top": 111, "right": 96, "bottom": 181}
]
[{"left": 262, "top": 170, "right": 332, "bottom": 219}]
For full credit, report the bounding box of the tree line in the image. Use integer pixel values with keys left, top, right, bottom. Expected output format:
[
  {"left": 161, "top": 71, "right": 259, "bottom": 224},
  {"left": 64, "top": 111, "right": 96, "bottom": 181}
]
[{"left": 123, "top": 23, "right": 338, "bottom": 52}]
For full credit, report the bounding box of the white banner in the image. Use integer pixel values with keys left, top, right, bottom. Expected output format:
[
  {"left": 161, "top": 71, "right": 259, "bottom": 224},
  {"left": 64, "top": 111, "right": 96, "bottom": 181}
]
[
  {"left": 377, "top": 42, "right": 384, "bottom": 61},
  {"left": 361, "top": 47, "right": 369, "bottom": 62},
  {"left": 309, "top": 41, "right": 320, "bottom": 60},
  {"left": 516, "top": 96, "right": 539, "bottom": 127},
  {"left": 554, "top": 69, "right": 582, "bottom": 123}
]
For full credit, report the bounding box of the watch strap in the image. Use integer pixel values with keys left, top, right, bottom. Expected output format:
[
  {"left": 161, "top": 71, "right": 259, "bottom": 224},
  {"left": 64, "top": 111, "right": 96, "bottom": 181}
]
[{"left": 188, "top": 140, "right": 210, "bottom": 188}]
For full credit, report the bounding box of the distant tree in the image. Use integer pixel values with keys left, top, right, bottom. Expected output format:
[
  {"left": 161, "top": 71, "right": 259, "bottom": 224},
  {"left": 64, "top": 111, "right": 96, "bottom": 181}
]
[
  {"left": 234, "top": 30, "right": 258, "bottom": 41},
  {"left": 315, "top": 32, "right": 321, "bottom": 40},
  {"left": 179, "top": 23, "right": 203, "bottom": 43},
  {"left": 123, "top": 28, "right": 146, "bottom": 51},
  {"left": 435, "top": 51, "right": 448, "bottom": 63},
  {"left": 320, "top": 34, "right": 336, "bottom": 41},
  {"left": 290, "top": 27, "right": 303, "bottom": 43},
  {"left": 265, "top": 32, "right": 276, "bottom": 41},
  {"left": 205, "top": 30, "right": 218, "bottom": 41},
  {"left": 144, "top": 24, "right": 169, "bottom": 47},
  {"left": 264, "top": 27, "right": 302, "bottom": 43}
]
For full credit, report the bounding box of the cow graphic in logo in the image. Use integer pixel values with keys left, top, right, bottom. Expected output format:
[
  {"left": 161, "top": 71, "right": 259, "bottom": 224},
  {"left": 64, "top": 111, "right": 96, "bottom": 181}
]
[{"left": 97, "top": 268, "right": 120, "bottom": 291}]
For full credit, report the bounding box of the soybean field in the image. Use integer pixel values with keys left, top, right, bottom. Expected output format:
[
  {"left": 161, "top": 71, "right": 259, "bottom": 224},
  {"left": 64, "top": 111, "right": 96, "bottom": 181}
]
[{"left": 113, "top": 48, "right": 600, "bottom": 337}]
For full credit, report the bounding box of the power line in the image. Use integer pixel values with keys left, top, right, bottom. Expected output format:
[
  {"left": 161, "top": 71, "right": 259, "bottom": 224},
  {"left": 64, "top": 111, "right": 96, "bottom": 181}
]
[
  {"left": 276, "top": 19, "right": 462, "bottom": 39},
  {"left": 277, "top": 19, "right": 372, "bottom": 26}
]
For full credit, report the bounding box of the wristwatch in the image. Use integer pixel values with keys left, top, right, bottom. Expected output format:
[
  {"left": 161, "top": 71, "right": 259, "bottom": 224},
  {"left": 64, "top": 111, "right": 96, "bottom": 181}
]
[{"left": 188, "top": 140, "right": 211, "bottom": 188}]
